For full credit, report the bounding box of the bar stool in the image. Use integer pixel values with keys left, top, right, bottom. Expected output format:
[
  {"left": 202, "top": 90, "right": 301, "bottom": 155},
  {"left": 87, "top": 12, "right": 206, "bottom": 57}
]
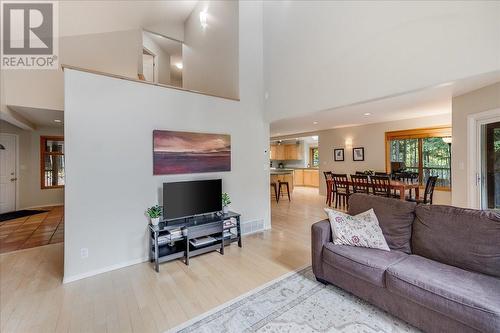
[
  {"left": 270, "top": 182, "right": 279, "bottom": 203},
  {"left": 278, "top": 181, "right": 291, "bottom": 201}
]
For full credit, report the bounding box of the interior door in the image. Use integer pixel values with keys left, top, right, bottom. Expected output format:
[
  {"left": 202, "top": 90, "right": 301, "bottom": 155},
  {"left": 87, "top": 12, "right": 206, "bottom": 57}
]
[
  {"left": 142, "top": 53, "right": 155, "bottom": 82},
  {"left": 0, "top": 134, "right": 17, "bottom": 213},
  {"left": 483, "top": 121, "right": 500, "bottom": 209}
]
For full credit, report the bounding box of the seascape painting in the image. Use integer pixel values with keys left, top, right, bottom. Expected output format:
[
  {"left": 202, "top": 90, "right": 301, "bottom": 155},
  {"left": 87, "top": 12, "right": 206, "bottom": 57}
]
[{"left": 153, "top": 130, "right": 231, "bottom": 175}]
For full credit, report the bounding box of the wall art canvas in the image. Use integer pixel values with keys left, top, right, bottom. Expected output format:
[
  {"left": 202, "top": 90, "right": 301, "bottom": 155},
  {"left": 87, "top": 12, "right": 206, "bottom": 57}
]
[{"left": 153, "top": 130, "right": 231, "bottom": 175}]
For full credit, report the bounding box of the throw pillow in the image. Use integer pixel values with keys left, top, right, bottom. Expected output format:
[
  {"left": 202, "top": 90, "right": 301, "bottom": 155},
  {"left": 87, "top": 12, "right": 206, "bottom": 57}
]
[{"left": 324, "top": 208, "right": 390, "bottom": 251}]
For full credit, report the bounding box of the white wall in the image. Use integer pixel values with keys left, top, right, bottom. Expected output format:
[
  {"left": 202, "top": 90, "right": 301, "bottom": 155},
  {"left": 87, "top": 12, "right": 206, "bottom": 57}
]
[
  {"left": 142, "top": 32, "right": 172, "bottom": 85},
  {"left": 263, "top": 1, "right": 500, "bottom": 122},
  {"left": 0, "top": 120, "right": 64, "bottom": 209},
  {"left": 451, "top": 82, "right": 500, "bottom": 207},
  {"left": 318, "top": 114, "right": 452, "bottom": 205},
  {"left": 183, "top": 0, "right": 239, "bottom": 99},
  {"left": 63, "top": 1, "right": 267, "bottom": 282}
]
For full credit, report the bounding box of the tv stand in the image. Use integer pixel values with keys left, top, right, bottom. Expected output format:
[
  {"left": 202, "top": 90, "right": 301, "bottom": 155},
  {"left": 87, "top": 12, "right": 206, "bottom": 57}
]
[{"left": 148, "top": 211, "right": 241, "bottom": 272}]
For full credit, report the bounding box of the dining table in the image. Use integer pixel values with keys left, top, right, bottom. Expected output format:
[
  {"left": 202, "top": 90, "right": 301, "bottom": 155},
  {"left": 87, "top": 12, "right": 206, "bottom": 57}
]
[{"left": 326, "top": 178, "right": 419, "bottom": 207}]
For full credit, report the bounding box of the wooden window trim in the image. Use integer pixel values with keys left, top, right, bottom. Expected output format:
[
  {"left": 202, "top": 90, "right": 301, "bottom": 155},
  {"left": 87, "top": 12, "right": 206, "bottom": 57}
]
[
  {"left": 385, "top": 126, "right": 452, "bottom": 192},
  {"left": 40, "top": 136, "right": 64, "bottom": 189}
]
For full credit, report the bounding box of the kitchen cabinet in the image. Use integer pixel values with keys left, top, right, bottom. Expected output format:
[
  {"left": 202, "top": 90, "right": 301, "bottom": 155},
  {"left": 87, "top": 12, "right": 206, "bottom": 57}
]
[
  {"left": 302, "top": 169, "right": 319, "bottom": 187},
  {"left": 294, "top": 169, "right": 304, "bottom": 186},
  {"left": 270, "top": 172, "right": 294, "bottom": 193},
  {"left": 270, "top": 143, "right": 301, "bottom": 160}
]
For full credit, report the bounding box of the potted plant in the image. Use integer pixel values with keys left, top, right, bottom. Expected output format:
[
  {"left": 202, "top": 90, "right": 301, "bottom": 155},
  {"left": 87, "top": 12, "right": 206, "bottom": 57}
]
[
  {"left": 222, "top": 192, "right": 231, "bottom": 214},
  {"left": 146, "top": 205, "right": 162, "bottom": 226}
]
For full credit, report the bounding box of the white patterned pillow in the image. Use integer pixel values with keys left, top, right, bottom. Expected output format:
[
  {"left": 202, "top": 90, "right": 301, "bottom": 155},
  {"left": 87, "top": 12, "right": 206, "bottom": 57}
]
[{"left": 324, "top": 208, "right": 390, "bottom": 251}]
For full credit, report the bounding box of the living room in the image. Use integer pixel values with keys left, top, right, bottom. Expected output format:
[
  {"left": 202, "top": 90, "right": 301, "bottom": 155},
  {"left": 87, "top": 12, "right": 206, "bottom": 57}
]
[{"left": 0, "top": 1, "right": 499, "bottom": 333}]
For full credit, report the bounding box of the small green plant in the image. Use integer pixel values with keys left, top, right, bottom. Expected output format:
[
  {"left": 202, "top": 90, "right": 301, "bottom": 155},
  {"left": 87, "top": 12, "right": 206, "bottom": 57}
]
[
  {"left": 222, "top": 192, "right": 231, "bottom": 207},
  {"left": 146, "top": 205, "right": 162, "bottom": 219}
]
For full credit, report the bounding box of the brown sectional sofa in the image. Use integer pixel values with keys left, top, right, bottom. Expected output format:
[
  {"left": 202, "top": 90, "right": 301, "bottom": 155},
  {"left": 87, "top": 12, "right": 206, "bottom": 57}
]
[{"left": 312, "top": 193, "right": 500, "bottom": 333}]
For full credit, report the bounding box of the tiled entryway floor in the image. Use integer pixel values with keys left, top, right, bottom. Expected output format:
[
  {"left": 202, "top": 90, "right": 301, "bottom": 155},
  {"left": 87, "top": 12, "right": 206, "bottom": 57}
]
[{"left": 0, "top": 206, "right": 64, "bottom": 254}]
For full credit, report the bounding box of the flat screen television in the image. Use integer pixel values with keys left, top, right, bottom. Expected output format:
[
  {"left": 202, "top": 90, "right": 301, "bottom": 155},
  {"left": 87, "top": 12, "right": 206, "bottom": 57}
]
[{"left": 163, "top": 179, "right": 222, "bottom": 220}]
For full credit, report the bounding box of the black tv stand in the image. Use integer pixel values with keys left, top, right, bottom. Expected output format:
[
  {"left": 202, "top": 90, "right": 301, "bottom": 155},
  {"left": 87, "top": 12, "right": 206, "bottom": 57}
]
[{"left": 148, "top": 211, "right": 241, "bottom": 272}]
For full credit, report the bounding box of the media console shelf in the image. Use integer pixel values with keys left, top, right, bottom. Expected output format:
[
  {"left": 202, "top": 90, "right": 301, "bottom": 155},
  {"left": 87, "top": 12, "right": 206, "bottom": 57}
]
[{"left": 148, "top": 211, "right": 241, "bottom": 272}]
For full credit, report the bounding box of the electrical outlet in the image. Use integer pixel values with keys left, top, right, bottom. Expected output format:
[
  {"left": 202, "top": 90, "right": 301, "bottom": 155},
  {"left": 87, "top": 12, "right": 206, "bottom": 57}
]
[{"left": 80, "top": 248, "right": 88, "bottom": 259}]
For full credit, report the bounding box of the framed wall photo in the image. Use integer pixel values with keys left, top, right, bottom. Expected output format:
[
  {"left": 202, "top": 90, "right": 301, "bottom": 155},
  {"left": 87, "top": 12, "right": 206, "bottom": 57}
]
[
  {"left": 353, "top": 147, "right": 365, "bottom": 161},
  {"left": 334, "top": 148, "right": 344, "bottom": 161}
]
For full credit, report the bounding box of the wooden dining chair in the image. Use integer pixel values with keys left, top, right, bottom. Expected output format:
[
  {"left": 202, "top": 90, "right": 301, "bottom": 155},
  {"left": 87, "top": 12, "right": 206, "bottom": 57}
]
[
  {"left": 374, "top": 172, "right": 389, "bottom": 177},
  {"left": 355, "top": 171, "right": 365, "bottom": 175},
  {"left": 407, "top": 176, "right": 438, "bottom": 204},
  {"left": 350, "top": 174, "right": 370, "bottom": 194},
  {"left": 371, "top": 175, "right": 391, "bottom": 197},
  {"left": 332, "top": 174, "right": 350, "bottom": 208},
  {"left": 323, "top": 171, "right": 334, "bottom": 205}
]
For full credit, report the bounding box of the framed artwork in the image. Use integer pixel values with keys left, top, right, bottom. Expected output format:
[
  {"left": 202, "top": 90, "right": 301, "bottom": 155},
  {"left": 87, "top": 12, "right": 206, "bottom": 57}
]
[
  {"left": 353, "top": 147, "right": 365, "bottom": 161},
  {"left": 153, "top": 130, "right": 231, "bottom": 175},
  {"left": 334, "top": 148, "right": 344, "bottom": 161}
]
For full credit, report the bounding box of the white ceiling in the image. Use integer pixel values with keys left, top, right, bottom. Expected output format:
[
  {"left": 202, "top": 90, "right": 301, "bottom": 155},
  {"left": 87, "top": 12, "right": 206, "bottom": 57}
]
[
  {"left": 8, "top": 105, "right": 64, "bottom": 128},
  {"left": 270, "top": 71, "right": 500, "bottom": 137},
  {"left": 60, "top": 1, "right": 198, "bottom": 37}
]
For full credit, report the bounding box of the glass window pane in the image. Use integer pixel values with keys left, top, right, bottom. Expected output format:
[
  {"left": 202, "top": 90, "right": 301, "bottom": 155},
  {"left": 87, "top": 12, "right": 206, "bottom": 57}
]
[
  {"left": 44, "top": 155, "right": 65, "bottom": 187},
  {"left": 422, "top": 137, "right": 451, "bottom": 188},
  {"left": 312, "top": 148, "right": 319, "bottom": 167},
  {"left": 44, "top": 140, "right": 64, "bottom": 153},
  {"left": 485, "top": 122, "right": 500, "bottom": 209},
  {"left": 390, "top": 138, "right": 419, "bottom": 173}
]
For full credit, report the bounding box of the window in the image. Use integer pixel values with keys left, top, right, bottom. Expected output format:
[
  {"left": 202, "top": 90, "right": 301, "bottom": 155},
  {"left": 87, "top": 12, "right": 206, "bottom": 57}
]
[
  {"left": 385, "top": 127, "right": 451, "bottom": 190},
  {"left": 310, "top": 147, "right": 319, "bottom": 167},
  {"left": 40, "top": 136, "right": 64, "bottom": 189}
]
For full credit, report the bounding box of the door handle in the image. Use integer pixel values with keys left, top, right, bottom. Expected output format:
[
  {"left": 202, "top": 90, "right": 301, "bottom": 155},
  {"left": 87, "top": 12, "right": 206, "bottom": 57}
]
[{"left": 10, "top": 178, "right": 17, "bottom": 181}]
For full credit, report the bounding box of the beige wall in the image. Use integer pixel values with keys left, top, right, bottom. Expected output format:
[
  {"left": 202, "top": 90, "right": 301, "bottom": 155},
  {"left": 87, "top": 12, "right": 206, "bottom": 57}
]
[
  {"left": 0, "top": 120, "right": 64, "bottom": 209},
  {"left": 183, "top": 0, "right": 239, "bottom": 99},
  {"left": 451, "top": 82, "right": 500, "bottom": 207},
  {"left": 318, "top": 114, "right": 452, "bottom": 205},
  {"left": 142, "top": 32, "right": 171, "bottom": 85}
]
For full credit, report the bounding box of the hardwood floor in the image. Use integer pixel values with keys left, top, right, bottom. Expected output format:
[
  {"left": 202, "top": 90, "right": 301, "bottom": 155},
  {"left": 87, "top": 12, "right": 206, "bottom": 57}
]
[
  {"left": 0, "top": 187, "right": 327, "bottom": 333},
  {"left": 0, "top": 206, "right": 64, "bottom": 254}
]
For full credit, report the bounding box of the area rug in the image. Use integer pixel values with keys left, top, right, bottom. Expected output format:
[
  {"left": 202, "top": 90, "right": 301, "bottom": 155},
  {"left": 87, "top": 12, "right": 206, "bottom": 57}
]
[
  {"left": 169, "top": 266, "right": 420, "bottom": 333},
  {"left": 0, "top": 209, "right": 47, "bottom": 222}
]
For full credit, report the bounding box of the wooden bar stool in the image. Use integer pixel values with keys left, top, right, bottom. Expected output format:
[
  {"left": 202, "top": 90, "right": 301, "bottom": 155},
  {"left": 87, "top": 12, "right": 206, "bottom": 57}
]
[
  {"left": 278, "top": 181, "right": 291, "bottom": 201},
  {"left": 270, "top": 182, "right": 279, "bottom": 203}
]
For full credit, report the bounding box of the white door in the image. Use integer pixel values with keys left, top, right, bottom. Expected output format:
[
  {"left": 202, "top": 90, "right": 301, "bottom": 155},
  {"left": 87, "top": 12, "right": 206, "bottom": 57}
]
[
  {"left": 0, "top": 134, "right": 17, "bottom": 213},
  {"left": 142, "top": 53, "right": 155, "bottom": 82}
]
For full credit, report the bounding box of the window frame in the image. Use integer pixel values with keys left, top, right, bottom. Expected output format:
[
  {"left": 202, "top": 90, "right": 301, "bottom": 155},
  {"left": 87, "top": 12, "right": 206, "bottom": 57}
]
[
  {"left": 40, "top": 136, "right": 65, "bottom": 189},
  {"left": 385, "top": 126, "right": 451, "bottom": 191}
]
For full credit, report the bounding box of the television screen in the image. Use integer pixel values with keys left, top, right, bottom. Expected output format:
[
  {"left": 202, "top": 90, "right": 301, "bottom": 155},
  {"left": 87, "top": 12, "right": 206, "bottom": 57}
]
[{"left": 163, "top": 179, "right": 222, "bottom": 220}]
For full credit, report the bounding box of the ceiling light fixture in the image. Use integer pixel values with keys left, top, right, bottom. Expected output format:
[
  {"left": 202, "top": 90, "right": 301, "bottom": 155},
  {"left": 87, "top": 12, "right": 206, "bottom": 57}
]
[
  {"left": 313, "top": 121, "right": 318, "bottom": 125},
  {"left": 54, "top": 119, "right": 62, "bottom": 123},
  {"left": 363, "top": 112, "right": 372, "bottom": 116},
  {"left": 175, "top": 63, "right": 183, "bottom": 69},
  {"left": 199, "top": 11, "right": 208, "bottom": 28}
]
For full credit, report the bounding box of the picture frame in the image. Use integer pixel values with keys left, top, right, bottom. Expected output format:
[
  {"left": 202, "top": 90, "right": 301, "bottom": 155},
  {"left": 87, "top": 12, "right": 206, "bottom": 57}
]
[
  {"left": 333, "top": 148, "right": 344, "bottom": 161},
  {"left": 352, "top": 147, "right": 365, "bottom": 161}
]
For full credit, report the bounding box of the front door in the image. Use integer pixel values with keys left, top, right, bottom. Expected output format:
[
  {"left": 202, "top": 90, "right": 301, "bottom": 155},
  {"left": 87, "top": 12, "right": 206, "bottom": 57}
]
[
  {"left": 0, "top": 134, "right": 17, "bottom": 213},
  {"left": 483, "top": 121, "right": 500, "bottom": 210}
]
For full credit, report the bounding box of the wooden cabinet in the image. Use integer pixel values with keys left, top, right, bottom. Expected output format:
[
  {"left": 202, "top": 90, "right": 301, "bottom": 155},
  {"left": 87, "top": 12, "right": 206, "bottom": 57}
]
[
  {"left": 270, "top": 173, "right": 294, "bottom": 192},
  {"left": 270, "top": 143, "right": 301, "bottom": 160},
  {"left": 294, "top": 169, "right": 304, "bottom": 186},
  {"left": 302, "top": 169, "right": 319, "bottom": 187}
]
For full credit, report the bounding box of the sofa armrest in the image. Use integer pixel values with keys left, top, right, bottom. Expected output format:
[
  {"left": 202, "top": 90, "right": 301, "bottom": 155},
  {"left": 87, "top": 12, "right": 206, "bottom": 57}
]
[{"left": 311, "top": 219, "right": 332, "bottom": 279}]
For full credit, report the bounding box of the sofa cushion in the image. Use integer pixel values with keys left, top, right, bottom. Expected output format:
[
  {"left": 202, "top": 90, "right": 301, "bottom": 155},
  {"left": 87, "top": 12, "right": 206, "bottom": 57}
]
[
  {"left": 386, "top": 255, "right": 500, "bottom": 332},
  {"left": 348, "top": 193, "right": 417, "bottom": 253},
  {"left": 322, "top": 243, "right": 407, "bottom": 287},
  {"left": 413, "top": 204, "right": 500, "bottom": 277}
]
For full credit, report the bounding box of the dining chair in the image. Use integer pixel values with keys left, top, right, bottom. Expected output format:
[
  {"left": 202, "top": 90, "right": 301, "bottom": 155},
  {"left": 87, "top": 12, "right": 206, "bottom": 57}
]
[
  {"left": 374, "top": 172, "right": 389, "bottom": 177},
  {"left": 355, "top": 171, "right": 365, "bottom": 175},
  {"left": 407, "top": 176, "right": 438, "bottom": 204},
  {"left": 323, "top": 171, "right": 334, "bottom": 205},
  {"left": 370, "top": 175, "right": 391, "bottom": 197},
  {"left": 332, "top": 174, "right": 350, "bottom": 208},
  {"left": 350, "top": 174, "right": 370, "bottom": 194}
]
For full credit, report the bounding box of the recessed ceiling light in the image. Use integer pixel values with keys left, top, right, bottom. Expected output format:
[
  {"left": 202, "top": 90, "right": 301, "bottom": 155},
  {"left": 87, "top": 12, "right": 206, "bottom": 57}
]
[
  {"left": 363, "top": 113, "right": 372, "bottom": 116},
  {"left": 175, "top": 63, "right": 183, "bottom": 69},
  {"left": 54, "top": 119, "right": 62, "bottom": 123},
  {"left": 313, "top": 121, "right": 318, "bottom": 125}
]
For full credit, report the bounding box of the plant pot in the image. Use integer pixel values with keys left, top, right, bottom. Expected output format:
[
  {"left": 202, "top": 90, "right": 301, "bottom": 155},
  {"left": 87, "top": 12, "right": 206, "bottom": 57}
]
[
  {"left": 151, "top": 217, "right": 160, "bottom": 226},
  {"left": 223, "top": 206, "right": 229, "bottom": 214}
]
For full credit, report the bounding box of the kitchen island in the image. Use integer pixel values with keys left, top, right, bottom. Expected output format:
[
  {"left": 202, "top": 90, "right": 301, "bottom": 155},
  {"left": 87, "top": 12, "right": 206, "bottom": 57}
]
[{"left": 270, "top": 169, "right": 294, "bottom": 193}]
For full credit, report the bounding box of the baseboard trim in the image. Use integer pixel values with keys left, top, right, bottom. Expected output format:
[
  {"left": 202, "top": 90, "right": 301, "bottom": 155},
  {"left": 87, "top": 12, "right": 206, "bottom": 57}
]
[
  {"left": 63, "top": 256, "right": 149, "bottom": 284},
  {"left": 20, "top": 203, "right": 64, "bottom": 210}
]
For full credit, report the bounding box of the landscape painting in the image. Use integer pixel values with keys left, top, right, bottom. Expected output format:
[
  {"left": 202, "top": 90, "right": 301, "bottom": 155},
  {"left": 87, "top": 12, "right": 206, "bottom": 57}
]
[{"left": 153, "top": 130, "right": 231, "bottom": 175}]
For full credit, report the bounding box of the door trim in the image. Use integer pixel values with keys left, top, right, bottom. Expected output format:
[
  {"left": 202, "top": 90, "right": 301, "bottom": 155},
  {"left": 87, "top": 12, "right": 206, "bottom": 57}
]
[
  {"left": 0, "top": 133, "right": 19, "bottom": 211},
  {"left": 467, "top": 108, "right": 500, "bottom": 209}
]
